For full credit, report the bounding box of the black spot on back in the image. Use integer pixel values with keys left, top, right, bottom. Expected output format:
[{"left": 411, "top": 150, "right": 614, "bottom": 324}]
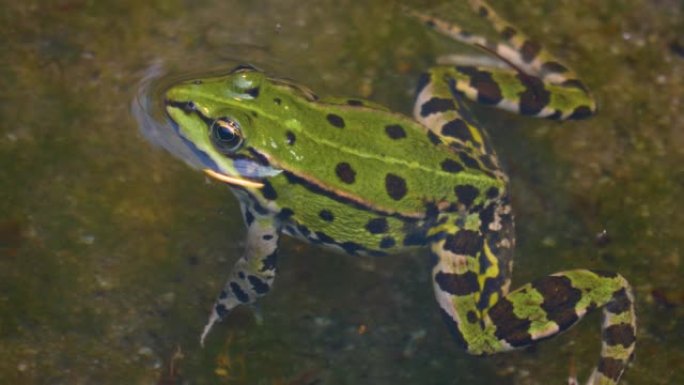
[
  {"left": 319, "top": 209, "right": 334, "bottom": 222},
  {"left": 335, "top": 162, "right": 356, "bottom": 184},
  {"left": 273, "top": 97, "right": 282, "bottom": 105},
  {"left": 380, "top": 236, "right": 396, "bottom": 248},
  {"left": 486, "top": 187, "right": 500, "bottom": 199},
  {"left": 385, "top": 124, "right": 407, "bottom": 139},
  {"left": 441, "top": 158, "right": 464, "bottom": 173},
  {"left": 455, "top": 185, "right": 479, "bottom": 207},
  {"left": 385, "top": 173, "right": 407, "bottom": 200},
  {"left": 347, "top": 99, "right": 364, "bottom": 106},
  {"left": 327, "top": 113, "right": 345, "bottom": 128},
  {"left": 365, "top": 217, "right": 389, "bottom": 234}
]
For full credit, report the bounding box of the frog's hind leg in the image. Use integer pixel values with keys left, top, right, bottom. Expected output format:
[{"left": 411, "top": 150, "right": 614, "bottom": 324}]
[
  {"left": 200, "top": 202, "right": 280, "bottom": 345},
  {"left": 407, "top": 0, "right": 596, "bottom": 120},
  {"left": 430, "top": 198, "right": 636, "bottom": 384},
  {"left": 413, "top": 65, "right": 504, "bottom": 174}
]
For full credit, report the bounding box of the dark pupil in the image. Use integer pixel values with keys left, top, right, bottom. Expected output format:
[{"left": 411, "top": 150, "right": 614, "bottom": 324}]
[
  {"left": 211, "top": 118, "right": 242, "bottom": 152},
  {"left": 215, "top": 122, "right": 235, "bottom": 141}
]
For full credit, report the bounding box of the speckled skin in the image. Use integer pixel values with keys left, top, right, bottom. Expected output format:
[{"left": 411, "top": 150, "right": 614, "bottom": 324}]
[{"left": 162, "top": 1, "right": 635, "bottom": 384}]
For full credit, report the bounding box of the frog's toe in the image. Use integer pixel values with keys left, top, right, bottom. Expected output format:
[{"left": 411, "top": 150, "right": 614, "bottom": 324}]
[{"left": 200, "top": 303, "right": 229, "bottom": 347}]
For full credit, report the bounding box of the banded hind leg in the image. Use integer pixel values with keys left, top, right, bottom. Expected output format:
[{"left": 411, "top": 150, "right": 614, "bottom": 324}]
[
  {"left": 430, "top": 198, "right": 636, "bottom": 385},
  {"left": 407, "top": 0, "right": 597, "bottom": 120},
  {"left": 414, "top": 61, "right": 506, "bottom": 181},
  {"left": 200, "top": 202, "right": 280, "bottom": 345}
]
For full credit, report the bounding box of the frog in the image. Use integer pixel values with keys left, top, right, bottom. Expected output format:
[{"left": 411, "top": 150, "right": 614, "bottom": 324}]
[{"left": 154, "top": 1, "right": 636, "bottom": 384}]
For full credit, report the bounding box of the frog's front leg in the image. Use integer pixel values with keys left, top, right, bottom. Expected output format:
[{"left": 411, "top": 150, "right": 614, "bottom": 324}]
[
  {"left": 431, "top": 201, "right": 636, "bottom": 385},
  {"left": 200, "top": 208, "right": 279, "bottom": 345}
]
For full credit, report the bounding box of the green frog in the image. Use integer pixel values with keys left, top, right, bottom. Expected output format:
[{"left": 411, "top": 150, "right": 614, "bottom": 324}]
[{"left": 153, "top": 1, "right": 636, "bottom": 384}]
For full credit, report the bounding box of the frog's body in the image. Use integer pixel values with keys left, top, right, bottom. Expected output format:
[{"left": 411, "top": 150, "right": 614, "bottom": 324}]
[{"left": 158, "top": 1, "right": 635, "bottom": 384}]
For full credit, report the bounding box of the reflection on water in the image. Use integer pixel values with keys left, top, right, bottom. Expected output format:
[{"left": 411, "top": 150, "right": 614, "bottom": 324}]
[{"left": 132, "top": 63, "right": 208, "bottom": 172}]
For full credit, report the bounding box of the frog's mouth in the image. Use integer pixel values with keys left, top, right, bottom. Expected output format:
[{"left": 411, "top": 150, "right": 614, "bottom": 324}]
[{"left": 202, "top": 168, "right": 264, "bottom": 188}]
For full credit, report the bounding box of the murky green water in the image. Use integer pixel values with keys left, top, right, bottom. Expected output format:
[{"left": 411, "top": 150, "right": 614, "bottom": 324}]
[{"left": 1, "top": 1, "right": 683, "bottom": 384}]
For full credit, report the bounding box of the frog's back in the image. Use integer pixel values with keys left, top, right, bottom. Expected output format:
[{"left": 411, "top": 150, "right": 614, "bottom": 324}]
[{"left": 254, "top": 89, "right": 505, "bottom": 219}]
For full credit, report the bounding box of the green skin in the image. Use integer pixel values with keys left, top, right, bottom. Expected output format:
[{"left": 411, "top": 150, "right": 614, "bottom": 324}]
[{"left": 160, "top": 1, "right": 636, "bottom": 384}]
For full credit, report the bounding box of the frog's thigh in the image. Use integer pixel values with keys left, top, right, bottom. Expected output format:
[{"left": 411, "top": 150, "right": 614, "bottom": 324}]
[{"left": 413, "top": 67, "right": 497, "bottom": 158}]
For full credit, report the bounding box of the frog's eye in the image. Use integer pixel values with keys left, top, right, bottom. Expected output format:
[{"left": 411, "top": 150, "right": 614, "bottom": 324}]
[{"left": 210, "top": 117, "right": 243, "bottom": 154}]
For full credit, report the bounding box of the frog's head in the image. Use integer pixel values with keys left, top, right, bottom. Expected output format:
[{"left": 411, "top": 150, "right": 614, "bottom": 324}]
[{"left": 164, "top": 65, "right": 298, "bottom": 189}]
